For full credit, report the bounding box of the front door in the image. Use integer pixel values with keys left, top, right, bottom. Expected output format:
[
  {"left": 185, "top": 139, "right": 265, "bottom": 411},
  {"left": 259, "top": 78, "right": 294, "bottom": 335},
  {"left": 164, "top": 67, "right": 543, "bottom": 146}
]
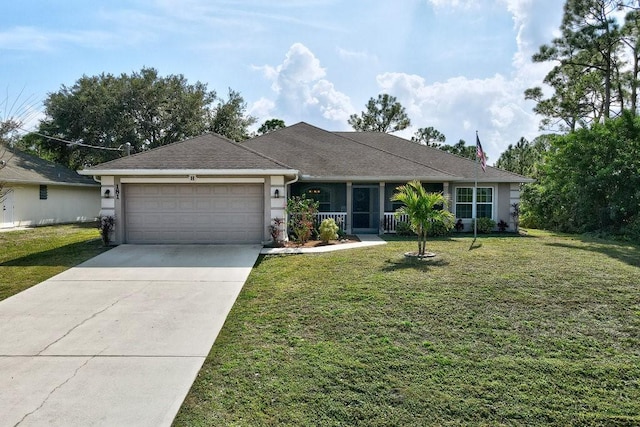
[
  {"left": 352, "top": 186, "right": 379, "bottom": 233},
  {"left": 1, "top": 190, "right": 14, "bottom": 229}
]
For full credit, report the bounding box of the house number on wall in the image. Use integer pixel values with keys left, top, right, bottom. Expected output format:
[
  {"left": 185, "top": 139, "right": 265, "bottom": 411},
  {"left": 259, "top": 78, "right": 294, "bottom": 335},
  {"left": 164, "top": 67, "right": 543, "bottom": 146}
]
[{"left": 189, "top": 175, "right": 197, "bottom": 181}]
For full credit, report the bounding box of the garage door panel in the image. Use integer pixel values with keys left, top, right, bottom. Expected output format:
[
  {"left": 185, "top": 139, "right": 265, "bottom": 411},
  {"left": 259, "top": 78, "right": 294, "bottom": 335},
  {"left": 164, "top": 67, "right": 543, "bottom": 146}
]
[{"left": 125, "top": 184, "right": 264, "bottom": 244}]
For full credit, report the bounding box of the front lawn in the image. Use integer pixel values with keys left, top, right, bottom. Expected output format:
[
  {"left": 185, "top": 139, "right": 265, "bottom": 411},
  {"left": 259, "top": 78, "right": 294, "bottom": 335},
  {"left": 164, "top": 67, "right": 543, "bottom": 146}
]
[
  {"left": 0, "top": 224, "right": 108, "bottom": 301},
  {"left": 175, "top": 230, "right": 640, "bottom": 426}
]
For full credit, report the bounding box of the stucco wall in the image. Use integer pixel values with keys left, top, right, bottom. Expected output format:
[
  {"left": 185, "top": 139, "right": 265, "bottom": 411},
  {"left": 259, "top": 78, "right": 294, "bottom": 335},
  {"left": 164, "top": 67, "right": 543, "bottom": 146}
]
[
  {"left": 497, "top": 183, "right": 511, "bottom": 226},
  {"left": 11, "top": 184, "right": 100, "bottom": 226}
]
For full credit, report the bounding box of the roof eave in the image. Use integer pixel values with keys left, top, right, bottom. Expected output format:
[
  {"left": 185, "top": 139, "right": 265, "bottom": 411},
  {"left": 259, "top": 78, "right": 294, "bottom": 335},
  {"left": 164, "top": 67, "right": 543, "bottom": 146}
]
[
  {"left": 3, "top": 179, "right": 99, "bottom": 187},
  {"left": 452, "top": 177, "right": 536, "bottom": 184},
  {"left": 299, "top": 175, "right": 464, "bottom": 182},
  {"left": 78, "top": 168, "right": 299, "bottom": 176}
]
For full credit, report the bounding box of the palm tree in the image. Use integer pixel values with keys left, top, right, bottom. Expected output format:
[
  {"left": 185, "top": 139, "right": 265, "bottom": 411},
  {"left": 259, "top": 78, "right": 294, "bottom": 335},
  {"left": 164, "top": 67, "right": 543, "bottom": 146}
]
[{"left": 391, "top": 180, "right": 454, "bottom": 257}]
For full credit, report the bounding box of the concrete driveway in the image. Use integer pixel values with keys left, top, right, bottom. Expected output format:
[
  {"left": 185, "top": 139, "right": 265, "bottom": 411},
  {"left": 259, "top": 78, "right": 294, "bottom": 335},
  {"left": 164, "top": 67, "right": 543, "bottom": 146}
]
[{"left": 0, "top": 244, "right": 261, "bottom": 427}]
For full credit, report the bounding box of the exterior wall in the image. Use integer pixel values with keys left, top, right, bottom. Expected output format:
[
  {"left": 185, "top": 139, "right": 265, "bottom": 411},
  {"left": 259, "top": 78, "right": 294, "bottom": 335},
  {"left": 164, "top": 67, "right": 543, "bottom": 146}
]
[
  {"left": 269, "top": 176, "right": 287, "bottom": 242},
  {"left": 101, "top": 174, "right": 288, "bottom": 244},
  {"left": 450, "top": 182, "right": 521, "bottom": 232},
  {"left": 11, "top": 184, "right": 100, "bottom": 227},
  {"left": 509, "top": 183, "right": 520, "bottom": 230},
  {"left": 497, "top": 183, "right": 512, "bottom": 226}
]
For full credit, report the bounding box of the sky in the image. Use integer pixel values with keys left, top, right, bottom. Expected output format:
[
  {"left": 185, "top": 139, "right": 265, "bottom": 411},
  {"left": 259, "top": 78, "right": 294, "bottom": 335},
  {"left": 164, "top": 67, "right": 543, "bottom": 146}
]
[{"left": 1, "top": 0, "right": 565, "bottom": 164}]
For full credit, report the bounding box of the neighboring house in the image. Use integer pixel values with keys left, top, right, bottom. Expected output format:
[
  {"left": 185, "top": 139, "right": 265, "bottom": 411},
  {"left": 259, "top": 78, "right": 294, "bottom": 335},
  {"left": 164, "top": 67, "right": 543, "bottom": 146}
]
[
  {"left": 0, "top": 148, "right": 100, "bottom": 229},
  {"left": 80, "top": 122, "right": 533, "bottom": 245}
]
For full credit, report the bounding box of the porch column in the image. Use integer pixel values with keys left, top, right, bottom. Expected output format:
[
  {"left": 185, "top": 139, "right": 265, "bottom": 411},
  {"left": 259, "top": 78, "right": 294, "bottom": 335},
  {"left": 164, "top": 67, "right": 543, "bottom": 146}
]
[
  {"left": 443, "top": 182, "right": 451, "bottom": 212},
  {"left": 379, "top": 182, "right": 385, "bottom": 234},
  {"left": 346, "top": 181, "right": 352, "bottom": 234}
]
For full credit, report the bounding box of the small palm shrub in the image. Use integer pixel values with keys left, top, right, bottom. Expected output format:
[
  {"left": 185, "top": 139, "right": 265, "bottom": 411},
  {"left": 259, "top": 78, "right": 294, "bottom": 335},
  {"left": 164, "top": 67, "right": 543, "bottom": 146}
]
[{"left": 318, "top": 218, "right": 339, "bottom": 243}]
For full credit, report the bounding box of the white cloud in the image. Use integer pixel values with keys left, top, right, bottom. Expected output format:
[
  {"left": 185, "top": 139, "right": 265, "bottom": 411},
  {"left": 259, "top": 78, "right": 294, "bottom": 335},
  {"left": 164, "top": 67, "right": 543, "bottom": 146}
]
[
  {"left": 375, "top": 71, "right": 538, "bottom": 162},
  {"left": 248, "top": 97, "right": 276, "bottom": 119},
  {"left": 336, "top": 47, "right": 378, "bottom": 63},
  {"left": 427, "top": 0, "right": 479, "bottom": 10},
  {"left": 254, "top": 43, "right": 354, "bottom": 124}
]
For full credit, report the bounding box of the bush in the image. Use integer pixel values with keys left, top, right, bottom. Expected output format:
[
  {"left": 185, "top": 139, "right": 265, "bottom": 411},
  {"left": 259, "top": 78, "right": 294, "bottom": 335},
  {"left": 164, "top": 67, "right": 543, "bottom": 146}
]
[
  {"left": 476, "top": 217, "right": 496, "bottom": 234},
  {"left": 497, "top": 219, "right": 509, "bottom": 232},
  {"left": 428, "top": 220, "right": 453, "bottom": 237},
  {"left": 287, "top": 195, "right": 319, "bottom": 243},
  {"left": 395, "top": 221, "right": 415, "bottom": 236},
  {"left": 98, "top": 215, "right": 115, "bottom": 246},
  {"left": 620, "top": 215, "right": 640, "bottom": 242},
  {"left": 318, "top": 218, "right": 339, "bottom": 243}
]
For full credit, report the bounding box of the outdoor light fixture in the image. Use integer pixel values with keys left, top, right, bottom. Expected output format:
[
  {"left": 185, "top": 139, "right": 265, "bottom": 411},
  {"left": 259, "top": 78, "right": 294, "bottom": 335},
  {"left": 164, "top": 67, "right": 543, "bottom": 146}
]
[
  {"left": 104, "top": 189, "right": 111, "bottom": 198},
  {"left": 274, "top": 189, "right": 280, "bottom": 198}
]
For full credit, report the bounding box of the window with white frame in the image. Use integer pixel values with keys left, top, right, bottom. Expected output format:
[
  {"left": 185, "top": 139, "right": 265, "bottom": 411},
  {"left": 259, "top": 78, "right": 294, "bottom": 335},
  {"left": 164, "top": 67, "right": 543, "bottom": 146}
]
[{"left": 455, "top": 187, "right": 493, "bottom": 219}]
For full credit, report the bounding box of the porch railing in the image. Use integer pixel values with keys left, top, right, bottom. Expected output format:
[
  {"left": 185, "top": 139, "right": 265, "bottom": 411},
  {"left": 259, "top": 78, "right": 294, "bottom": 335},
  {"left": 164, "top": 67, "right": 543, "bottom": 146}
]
[
  {"left": 383, "top": 212, "right": 409, "bottom": 233},
  {"left": 313, "top": 212, "right": 409, "bottom": 233},
  {"left": 314, "top": 212, "right": 347, "bottom": 231}
]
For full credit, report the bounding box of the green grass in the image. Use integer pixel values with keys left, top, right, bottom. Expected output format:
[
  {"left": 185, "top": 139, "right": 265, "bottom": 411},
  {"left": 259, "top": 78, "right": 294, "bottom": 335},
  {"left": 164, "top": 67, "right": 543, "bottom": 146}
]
[
  {"left": 0, "top": 223, "right": 109, "bottom": 301},
  {"left": 175, "top": 230, "right": 640, "bottom": 426}
]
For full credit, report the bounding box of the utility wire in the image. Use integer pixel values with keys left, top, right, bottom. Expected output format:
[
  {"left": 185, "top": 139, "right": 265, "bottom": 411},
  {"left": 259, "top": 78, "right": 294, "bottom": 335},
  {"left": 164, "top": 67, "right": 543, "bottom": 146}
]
[{"left": 18, "top": 127, "right": 123, "bottom": 151}]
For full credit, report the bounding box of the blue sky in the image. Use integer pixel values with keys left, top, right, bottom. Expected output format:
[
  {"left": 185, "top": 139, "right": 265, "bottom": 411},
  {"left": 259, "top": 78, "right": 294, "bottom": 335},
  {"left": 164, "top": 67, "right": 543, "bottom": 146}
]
[{"left": 1, "top": 0, "right": 564, "bottom": 163}]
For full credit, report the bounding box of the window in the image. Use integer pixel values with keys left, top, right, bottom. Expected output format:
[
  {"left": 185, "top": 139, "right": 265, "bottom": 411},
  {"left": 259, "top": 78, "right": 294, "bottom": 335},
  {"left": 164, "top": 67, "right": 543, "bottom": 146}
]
[
  {"left": 39, "top": 185, "right": 48, "bottom": 200},
  {"left": 455, "top": 187, "right": 492, "bottom": 219},
  {"left": 307, "top": 187, "right": 331, "bottom": 212}
]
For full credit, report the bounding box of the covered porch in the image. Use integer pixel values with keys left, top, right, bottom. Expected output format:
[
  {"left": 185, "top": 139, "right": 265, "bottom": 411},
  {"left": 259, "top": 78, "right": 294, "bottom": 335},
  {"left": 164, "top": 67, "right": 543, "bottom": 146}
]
[{"left": 290, "top": 181, "right": 447, "bottom": 234}]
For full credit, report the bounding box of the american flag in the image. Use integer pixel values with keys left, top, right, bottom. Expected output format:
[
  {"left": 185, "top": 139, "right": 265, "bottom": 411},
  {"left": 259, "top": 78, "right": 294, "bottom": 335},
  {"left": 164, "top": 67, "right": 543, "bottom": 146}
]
[{"left": 476, "top": 134, "right": 487, "bottom": 172}]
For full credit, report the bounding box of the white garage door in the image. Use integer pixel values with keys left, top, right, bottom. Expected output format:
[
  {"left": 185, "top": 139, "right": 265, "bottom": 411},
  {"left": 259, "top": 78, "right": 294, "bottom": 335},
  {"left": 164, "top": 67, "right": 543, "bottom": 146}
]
[{"left": 124, "top": 184, "right": 264, "bottom": 244}]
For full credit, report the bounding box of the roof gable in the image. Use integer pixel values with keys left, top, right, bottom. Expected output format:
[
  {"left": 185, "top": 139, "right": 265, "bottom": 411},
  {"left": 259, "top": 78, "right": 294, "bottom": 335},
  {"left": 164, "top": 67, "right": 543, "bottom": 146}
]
[
  {"left": 0, "top": 148, "right": 98, "bottom": 186},
  {"left": 82, "top": 133, "right": 293, "bottom": 173}
]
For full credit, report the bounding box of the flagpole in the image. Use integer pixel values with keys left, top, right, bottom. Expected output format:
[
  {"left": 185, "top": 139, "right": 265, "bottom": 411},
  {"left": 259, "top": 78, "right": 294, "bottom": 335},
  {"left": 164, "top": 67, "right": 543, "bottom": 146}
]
[{"left": 474, "top": 130, "right": 478, "bottom": 240}]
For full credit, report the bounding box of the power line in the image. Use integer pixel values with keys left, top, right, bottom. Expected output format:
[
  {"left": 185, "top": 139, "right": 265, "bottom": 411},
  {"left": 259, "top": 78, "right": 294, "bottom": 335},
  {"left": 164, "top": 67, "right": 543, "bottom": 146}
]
[{"left": 18, "top": 127, "right": 124, "bottom": 152}]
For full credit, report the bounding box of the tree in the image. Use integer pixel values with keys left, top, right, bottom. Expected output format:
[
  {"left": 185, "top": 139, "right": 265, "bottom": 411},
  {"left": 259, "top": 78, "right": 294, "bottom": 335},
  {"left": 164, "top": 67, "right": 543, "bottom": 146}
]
[
  {"left": 348, "top": 94, "right": 411, "bottom": 133},
  {"left": 209, "top": 88, "right": 257, "bottom": 142},
  {"left": 391, "top": 180, "right": 454, "bottom": 258},
  {"left": 495, "top": 136, "right": 550, "bottom": 177},
  {"left": 411, "top": 126, "right": 446, "bottom": 147},
  {"left": 439, "top": 139, "right": 484, "bottom": 161},
  {"left": 36, "top": 67, "right": 216, "bottom": 169},
  {"left": 526, "top": 0, "right": 624, "bottom": 130},
  {"left": 257, "top": 118, "right": 286, "bottom": 135}
]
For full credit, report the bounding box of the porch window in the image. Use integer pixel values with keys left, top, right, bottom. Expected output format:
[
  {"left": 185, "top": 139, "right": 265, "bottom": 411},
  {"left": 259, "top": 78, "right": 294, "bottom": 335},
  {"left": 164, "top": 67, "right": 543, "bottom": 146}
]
[
  {"left": 307, "top": 187, "right": 331, "bottom": 212},
  {"left": 455, "top": 187, "right": 492, "bottom": 219}
]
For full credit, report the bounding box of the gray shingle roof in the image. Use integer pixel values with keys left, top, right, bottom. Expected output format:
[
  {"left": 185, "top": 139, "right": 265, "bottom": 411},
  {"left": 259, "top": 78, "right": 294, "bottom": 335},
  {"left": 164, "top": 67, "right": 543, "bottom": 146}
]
[
  {"left": 0, "top": 148, "right": 98, "bottom": 186},
  {"left": 82, "top": 133, "right": 293, "bottom": 172},
  {"left": 242, "top": 123, "right": 457, "bottom": 181},
  {"left": 335, "top": 130, "right": 533, "bottom": 182},
  {"left": 80, "top": 123, "right": 533, "bottom": 183},
  {"left": 245, "top": 122, "right": 532, "bottom": 183}
]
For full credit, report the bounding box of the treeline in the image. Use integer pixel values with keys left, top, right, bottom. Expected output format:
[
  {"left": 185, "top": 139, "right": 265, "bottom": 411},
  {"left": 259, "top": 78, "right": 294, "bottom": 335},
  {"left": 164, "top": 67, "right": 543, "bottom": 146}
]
[
  {"left": 16, "top": 67, "right": 260, "bottom": 169},
  {"left": 497, "top": 114, "right": 640, "bottom": 240}
]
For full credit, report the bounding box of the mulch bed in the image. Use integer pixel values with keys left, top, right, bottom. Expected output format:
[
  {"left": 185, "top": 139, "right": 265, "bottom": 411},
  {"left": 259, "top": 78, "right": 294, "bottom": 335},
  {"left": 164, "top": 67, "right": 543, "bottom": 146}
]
[{"left": 267, "top": 235, "right": 360, "bottom": 249}]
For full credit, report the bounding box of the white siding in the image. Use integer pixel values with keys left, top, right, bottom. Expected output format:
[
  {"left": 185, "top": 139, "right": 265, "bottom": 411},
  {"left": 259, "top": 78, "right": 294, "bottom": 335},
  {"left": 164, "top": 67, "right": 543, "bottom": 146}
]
[{"left": 10, "top": 184, "right": 100, "bottom": 227}]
